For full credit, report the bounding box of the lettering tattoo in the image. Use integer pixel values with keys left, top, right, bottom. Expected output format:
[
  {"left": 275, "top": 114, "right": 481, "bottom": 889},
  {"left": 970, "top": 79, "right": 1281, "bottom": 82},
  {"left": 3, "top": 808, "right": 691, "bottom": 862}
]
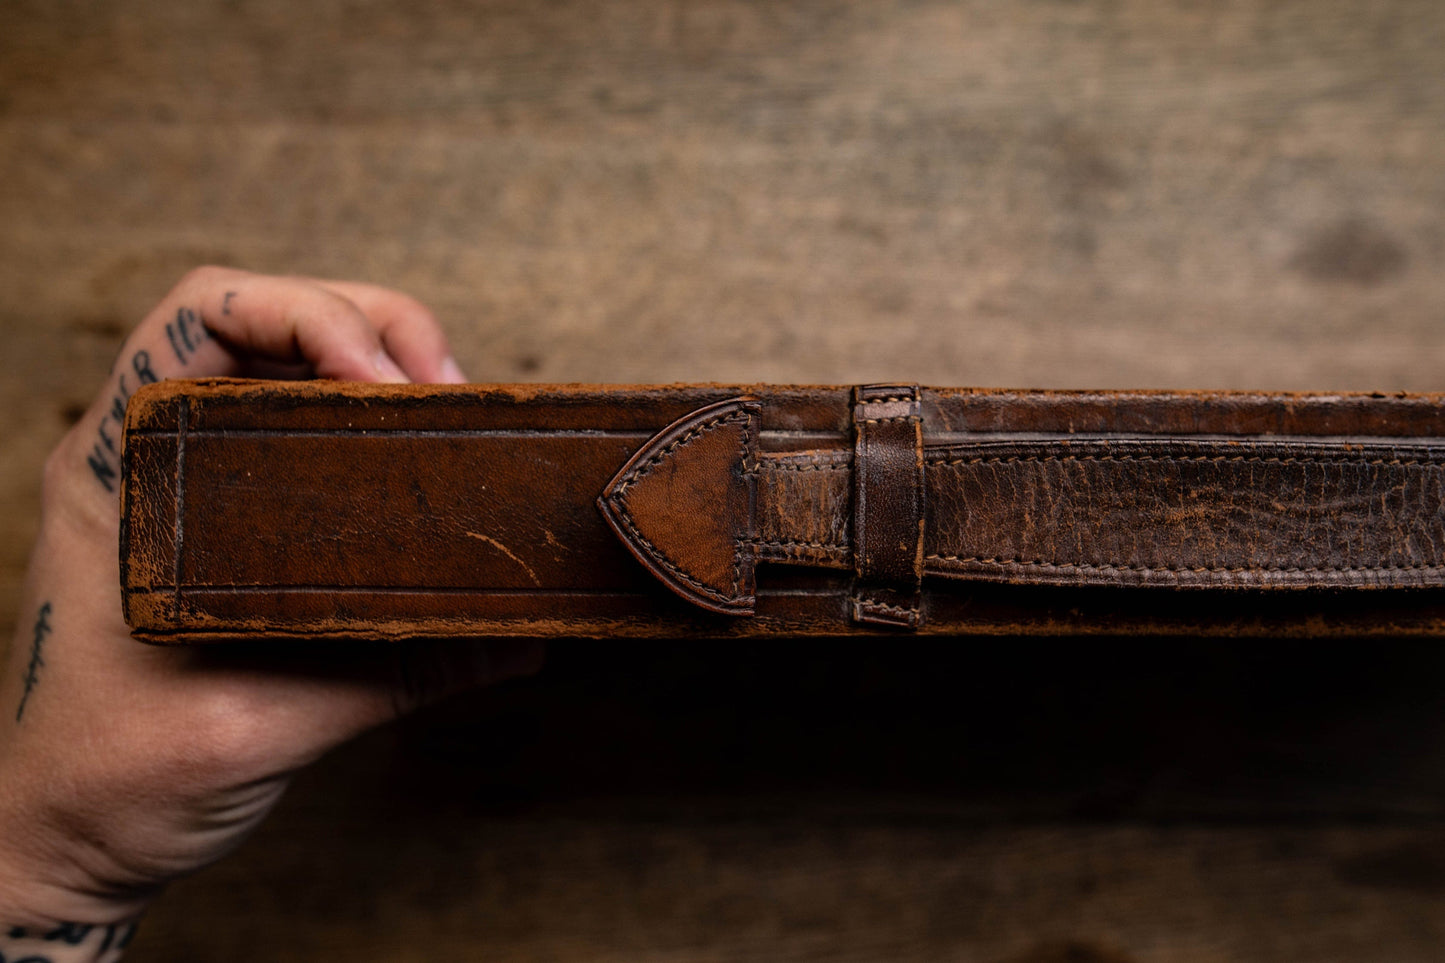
[
  {"left": 15, "top": 602, "right": 51, "bottom": 724},
  {"left": 85, "top": 350, "right": 158, "bottom": 493},
  {"left": 86, "top": 306, "right": 212, "bottom": 493},
  {"left": 163, "top": 306, "right": 209, "bottom": 367},
  {"left": 2, "top": 919, "right": 138, "bottom": 961},
  {"left": 221, "top": 290, "right": 236, "bottom": 315}
]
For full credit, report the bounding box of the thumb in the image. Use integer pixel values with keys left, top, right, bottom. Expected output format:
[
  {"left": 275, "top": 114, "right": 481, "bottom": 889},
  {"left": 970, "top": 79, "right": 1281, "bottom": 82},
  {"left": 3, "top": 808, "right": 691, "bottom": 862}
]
[{"left": 179, "top": 638, "right": 547, "bottom": 771}]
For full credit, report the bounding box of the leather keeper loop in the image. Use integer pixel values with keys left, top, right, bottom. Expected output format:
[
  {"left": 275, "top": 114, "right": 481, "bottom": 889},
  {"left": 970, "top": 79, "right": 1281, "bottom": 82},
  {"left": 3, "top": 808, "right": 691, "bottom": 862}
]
[{"left": 851, "top": 384, "right": 925, "bottom": 628}]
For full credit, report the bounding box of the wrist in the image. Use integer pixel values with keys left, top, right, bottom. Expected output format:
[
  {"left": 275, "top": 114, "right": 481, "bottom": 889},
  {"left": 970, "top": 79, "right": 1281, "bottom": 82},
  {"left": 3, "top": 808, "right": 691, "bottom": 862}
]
[
  {"left": 0, "top": 840, "right": 155, "bottom": 946},
  {"left": 0, "top": 801, "right": 154, "bottom": 952},
  {"left": 0, "top": 918, "right": 139, "bottom": 963}
]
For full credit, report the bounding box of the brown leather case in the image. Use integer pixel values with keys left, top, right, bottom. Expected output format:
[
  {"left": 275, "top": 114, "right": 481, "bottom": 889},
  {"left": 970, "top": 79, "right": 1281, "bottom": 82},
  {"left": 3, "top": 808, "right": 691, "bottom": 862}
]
[{"left": 121, "top": 378, "right": 1445, "bottom": 642}]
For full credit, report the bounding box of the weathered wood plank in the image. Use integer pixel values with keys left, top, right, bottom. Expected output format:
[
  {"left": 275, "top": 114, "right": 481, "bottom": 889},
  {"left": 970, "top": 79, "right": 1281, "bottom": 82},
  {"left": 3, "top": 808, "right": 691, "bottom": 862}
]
[
  {"left": 2, "top": 0, "right": 1444, "bottom": 397},
  {"left": 143, "top": 813, "right": 1445, "bottom": 962}
]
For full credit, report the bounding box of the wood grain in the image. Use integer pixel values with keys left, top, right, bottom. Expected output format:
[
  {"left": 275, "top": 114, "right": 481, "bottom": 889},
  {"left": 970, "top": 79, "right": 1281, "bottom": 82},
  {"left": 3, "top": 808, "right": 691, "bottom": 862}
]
[{"left": 2, "top": 0, "right": 1445, "bottom": 958}]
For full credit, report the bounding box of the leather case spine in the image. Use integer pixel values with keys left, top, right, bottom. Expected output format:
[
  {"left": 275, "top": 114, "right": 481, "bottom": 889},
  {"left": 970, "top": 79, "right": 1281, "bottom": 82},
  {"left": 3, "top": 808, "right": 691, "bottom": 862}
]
[{"left": 121, "top": 378, "right": 1445, "bottom": 642}]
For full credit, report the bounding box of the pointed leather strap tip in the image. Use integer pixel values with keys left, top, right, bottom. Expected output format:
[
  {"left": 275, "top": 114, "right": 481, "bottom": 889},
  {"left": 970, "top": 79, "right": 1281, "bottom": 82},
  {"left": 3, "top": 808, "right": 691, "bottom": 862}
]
[{"left": 598, "top": 398, "right": 761, "bottom": 615}]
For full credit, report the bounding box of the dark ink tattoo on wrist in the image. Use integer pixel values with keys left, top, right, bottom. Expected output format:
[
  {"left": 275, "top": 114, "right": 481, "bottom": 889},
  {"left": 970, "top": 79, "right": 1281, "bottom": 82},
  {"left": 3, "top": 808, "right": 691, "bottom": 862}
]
[
  {"left": 2, "top": 919, "right": 138, "bottom": 961},
  {"left": 15, "top": 602, "right": 51, "bottom": 724}
]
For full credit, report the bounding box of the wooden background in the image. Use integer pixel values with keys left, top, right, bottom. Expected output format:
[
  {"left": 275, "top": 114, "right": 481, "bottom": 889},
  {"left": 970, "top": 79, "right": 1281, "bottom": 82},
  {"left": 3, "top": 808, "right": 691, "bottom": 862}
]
[{"left": 4, "top": 0, "right": 1445, "bottom": 958}]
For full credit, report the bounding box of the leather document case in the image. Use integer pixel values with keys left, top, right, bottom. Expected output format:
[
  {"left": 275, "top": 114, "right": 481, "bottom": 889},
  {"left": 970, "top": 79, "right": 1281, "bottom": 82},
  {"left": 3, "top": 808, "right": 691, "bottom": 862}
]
[{"left": 121, "top": 379, "right": 1445, "bottom": 642}]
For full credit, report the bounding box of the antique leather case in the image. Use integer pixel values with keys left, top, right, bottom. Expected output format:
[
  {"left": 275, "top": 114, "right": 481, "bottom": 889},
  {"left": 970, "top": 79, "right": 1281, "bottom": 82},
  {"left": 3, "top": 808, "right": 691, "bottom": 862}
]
[{"left": 121, "top": 379, "right": 1445, "bottom": 642}]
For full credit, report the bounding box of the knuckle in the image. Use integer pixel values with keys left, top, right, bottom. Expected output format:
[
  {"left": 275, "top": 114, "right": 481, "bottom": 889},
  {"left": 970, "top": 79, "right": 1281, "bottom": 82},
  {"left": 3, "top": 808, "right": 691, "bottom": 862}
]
[
  {"left": 37, "top": 435, "right": 111, "bottom": 533},
  {"left": 40, "top": 442, "right": 70, "bottom": 503},
  {"left": 172, "top": 265, "right": 243, "bottom": 307},
  {"left": 303, "top": 287, "right": 368, "bottom": 329},
  {"left": 394, "top": 293, "right": 438, "bottom": 327},
  {"left": 180, "top": 264, "right": 231, "bottom": 289},
  {"left": 174, "top": 687, "right": 273, "bottom": 776}
]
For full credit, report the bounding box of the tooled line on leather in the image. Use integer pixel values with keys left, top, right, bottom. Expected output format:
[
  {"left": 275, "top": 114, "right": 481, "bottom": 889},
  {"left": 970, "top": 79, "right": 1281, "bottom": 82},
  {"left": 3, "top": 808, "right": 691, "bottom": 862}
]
[
  {"left": 611, "top": 408, "right": 753, "bottom": 603},
  {"left": 924, "top": 556, "right": 1445, "bottom": 575}
]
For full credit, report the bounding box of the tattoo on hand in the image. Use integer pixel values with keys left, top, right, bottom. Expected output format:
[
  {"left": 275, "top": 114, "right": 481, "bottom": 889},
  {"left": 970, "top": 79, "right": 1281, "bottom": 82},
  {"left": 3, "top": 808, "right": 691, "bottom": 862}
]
[
  {"left": 86, "top": 308, "right": 214, "bottom": 491},
  {"left": 163, "top": 307, "right": 209, "bottom": 367},
  {"left": 86, "top": 348, "right": 160, "bottom": 493},
  {"left": 15, "top": 602, "right": 51, "bottom": 724},
  {"left": 2, "top": 919, "right": 138, "bottom": 961},
  {"left": 221, "top": 290, "right": 236, "bottom": 315}
]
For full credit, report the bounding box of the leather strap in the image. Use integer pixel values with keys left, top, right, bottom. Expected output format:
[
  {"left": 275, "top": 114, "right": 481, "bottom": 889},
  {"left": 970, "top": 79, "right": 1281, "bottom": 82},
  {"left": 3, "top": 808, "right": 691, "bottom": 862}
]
[
  {"left": 753, "top": 436, "right": 1445, "bottom": 589},
  {"left": 850, "top": 385, "right": 924, "bottom": 628},
  {"left": 121, "top": 379, "right": 1445, "bottom": 642}
]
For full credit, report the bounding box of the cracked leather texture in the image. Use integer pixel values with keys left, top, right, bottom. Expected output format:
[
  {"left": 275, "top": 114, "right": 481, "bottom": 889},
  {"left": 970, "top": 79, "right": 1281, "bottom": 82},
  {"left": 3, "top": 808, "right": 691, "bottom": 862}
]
[{"left": 122, "top": 378, "right": 1445, "bottom": 642}]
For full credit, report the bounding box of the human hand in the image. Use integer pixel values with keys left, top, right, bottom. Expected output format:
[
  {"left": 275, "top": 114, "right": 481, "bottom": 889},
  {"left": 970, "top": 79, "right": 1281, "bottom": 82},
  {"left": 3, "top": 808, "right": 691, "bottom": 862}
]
[{"left": 0, "top": 268, "right": 543, "bottom": 959}]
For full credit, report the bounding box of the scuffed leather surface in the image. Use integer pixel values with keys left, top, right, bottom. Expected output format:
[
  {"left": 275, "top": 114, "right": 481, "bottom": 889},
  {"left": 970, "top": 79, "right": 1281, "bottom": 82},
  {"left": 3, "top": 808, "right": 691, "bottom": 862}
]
[
  {"left": 121, "top": 379, "right": 1445, "bottom": 642},
  {"left": 753, "top": 452, "right": 851, "bottom": 568},
  {"left": 751, "top": 437, "right": 1445, "bottom": 589},
  {"left": 923, "top": 438, "right": 1445, "bottom": 587}
]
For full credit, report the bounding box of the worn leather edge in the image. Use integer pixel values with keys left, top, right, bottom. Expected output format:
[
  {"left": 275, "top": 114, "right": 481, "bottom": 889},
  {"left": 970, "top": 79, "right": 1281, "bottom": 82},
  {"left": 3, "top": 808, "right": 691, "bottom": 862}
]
[{"left": 121, "top": 379, "right": 1445, "bottom": 641}]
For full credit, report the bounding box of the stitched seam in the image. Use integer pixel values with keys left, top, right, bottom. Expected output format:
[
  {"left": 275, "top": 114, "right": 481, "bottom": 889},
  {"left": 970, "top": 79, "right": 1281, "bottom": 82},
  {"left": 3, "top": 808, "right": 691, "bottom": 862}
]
[
  {"left": 732, "top": 537, "right": 743, "bottom": 601},
  {"left": 859, "top": 600, "right": 918, "bottom": 616},
  {"left": 858, "top": 415, "right": 922, "bottom": 425},
  {"left": 748, "top": 537, "right": 847, "bottom": 551},
  {"left": 925, "top": 555, "right": 1445, "bottom": 575},
  {"left": 758, "top": 547, "right": 848, "bottom": 565},
  {"left": 858, "top": 395, "right": 915, "bottom": 404},
  {"left": 612, "top": 505, "right": 738, "bottom": 603},
  {"left": 925, "top": 449, "right": 1441, "bottom": 580},
  {"left": 759, "top": 548, "right": 848, "bottom": 564},
  {"left": 611, "top": 407, "right": 753, "bottom": 603},
  {"left": 927, "top": 453, "right": 1445, "bottom": 467},
  {"left": 856, "top": 597, "right": 920, "bottom": 624},
  {"left": 760, "top": 461, "right": 850, "bottom": 473},
  {"left": 614, "top": 410, "right": 752, "bottom": 497},
  {"left": 739, "top": 407, "right": 759, "bottom": 476}
]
